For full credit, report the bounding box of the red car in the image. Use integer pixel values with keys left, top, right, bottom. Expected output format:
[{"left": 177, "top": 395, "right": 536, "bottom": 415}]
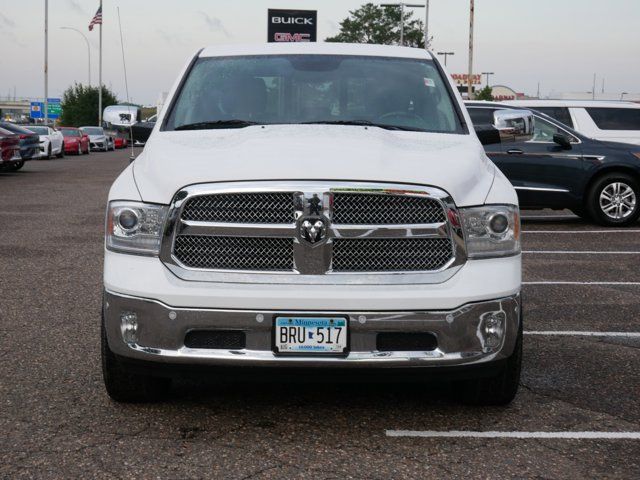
[
  {"left": 0, "top": 127, "right": 21, "bottom": 171},
  {"left": 59, "top": 127, "right": 90, "bottom": 155},
  {"left": 114, "top": 135, "right": 128, "bottom": 149}
]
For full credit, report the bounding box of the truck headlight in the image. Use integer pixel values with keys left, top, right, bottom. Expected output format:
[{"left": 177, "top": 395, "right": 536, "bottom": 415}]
[
  {"left": 106, "top": 201, "right": 168, "bottom": 255},
  {"left": 460, "top": 205, "right": 520, "bottom": 259}
]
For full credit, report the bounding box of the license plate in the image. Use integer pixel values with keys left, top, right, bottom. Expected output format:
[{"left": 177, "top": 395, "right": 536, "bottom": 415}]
[{"left": 274, "top": 317, "right": 348, "bottom": 354}]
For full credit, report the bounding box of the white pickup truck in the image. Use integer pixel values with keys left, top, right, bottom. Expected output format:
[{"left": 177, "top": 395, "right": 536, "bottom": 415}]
[{"left": 102, "top": 43, "right": 532, "bottom": 405}]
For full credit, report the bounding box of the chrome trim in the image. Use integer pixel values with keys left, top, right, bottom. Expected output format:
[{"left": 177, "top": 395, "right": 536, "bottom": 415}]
[
  {"left": 104, "top": 290, "right": 521, "bottom": 368},
  {"left": 159, "top": 181, "right": 466, "bottom": 285},
  {"left": 514, "top": 186, "right": 571, "bottom": 193}
]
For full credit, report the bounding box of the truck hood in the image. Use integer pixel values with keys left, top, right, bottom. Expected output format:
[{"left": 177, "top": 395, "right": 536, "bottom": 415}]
[{"left": 133, "top": 125, "right": 495, "bottom": 206}]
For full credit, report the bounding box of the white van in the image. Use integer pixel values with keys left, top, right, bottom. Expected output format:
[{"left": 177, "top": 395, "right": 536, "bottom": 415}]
[{"left": 506, "top": 100, "right": 640, "bottom": 146}]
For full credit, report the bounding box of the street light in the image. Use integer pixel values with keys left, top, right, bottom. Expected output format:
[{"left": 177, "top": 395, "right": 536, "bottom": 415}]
[
  {"left": 482, "top": 72, "right": 495, "bottom": 87},
  {"left": 437, "top": 51, "right": 454, "bottom": 66},
  {"left": 380, "top": 2, "right": 427, "bottom": 48},
  {"left": 60, "top": 27, "right": 91, "bottom": 86}
]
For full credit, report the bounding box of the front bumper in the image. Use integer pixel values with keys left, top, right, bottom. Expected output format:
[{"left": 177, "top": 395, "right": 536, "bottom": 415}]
[{"left": 104, "top": 290, "right": 521, "bottom": 369}]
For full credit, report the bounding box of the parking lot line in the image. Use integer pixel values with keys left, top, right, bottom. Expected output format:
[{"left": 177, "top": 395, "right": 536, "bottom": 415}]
[
  {"left": 523, "top": 281, "right": 640, "bottom": 285},
  {"left": 385, "top": 430, "right": 640, "bottom": 439},
  {"left": 523, "top": 250, "right": 640, "bottom": 254},
  {"left": 525, "top": 331, "right": 640, "bottom": 338},
  {"left": 523, "top": 230, "right": 640, "bottom": 234}
]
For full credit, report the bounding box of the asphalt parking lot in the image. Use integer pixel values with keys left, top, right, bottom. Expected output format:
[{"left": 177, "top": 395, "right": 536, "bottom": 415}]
[{"left": 1, "top": 150, "right": 639, "bottom": 479}]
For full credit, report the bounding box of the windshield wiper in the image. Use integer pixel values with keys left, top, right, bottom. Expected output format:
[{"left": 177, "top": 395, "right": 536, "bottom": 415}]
[
  {"left": 174, "top": 120, "right": 260, "bottom": 131},
  {"left": 300, "top": 120, "right": 425, "bottom": 132}
]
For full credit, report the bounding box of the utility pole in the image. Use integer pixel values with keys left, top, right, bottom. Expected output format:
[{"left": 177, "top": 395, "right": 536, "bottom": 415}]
[
  {"left": 44, "top": 0, "right": 49, "bottom": 125},
  {"left": 592, "top": 73, "right": 596, "bottom": 100},
  {"left": 99, "top": 0, "right": 103, "bottom": 126},
  {"left": 482, "top": 72, "right": 494, "bottom": 87},
  {"left": 61, "top": 27, "right": 91, "bottom": 86},
  {"left": 601, "top": 78, "right": 605, "bottom": 94},
  {"left": 424, "top": 0, "right": 430, "bottom": 50},
  {"left": 437, "top": 51, "right": 454, "bottom": 66},
  {"left": 467, "top": 0, "right": 474, "bottom": 98}
]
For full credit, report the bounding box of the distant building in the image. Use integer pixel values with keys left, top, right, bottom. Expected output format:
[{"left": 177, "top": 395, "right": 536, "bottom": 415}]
[{"left": 547, "top": 92, "right": 640, "bottom": 102}]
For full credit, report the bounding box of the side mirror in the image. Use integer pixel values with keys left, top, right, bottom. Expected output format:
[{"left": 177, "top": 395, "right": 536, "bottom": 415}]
[
  {"left": 553, "top": 133, "right": 572, "bottom": 149},
  {"left": 475, "top": 125, "right": 502, "bottom": 146},
  {"left": 493, "top": 109, "right": 535, "bottom": 143}
]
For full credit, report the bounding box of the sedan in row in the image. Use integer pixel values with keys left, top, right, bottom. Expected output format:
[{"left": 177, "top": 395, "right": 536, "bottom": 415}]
[
  {"left": 468, "top": 101, "right": 640, "bottom": 226},
  {"left": 0, "top": 122, "right": 40, "bottom": 171}
]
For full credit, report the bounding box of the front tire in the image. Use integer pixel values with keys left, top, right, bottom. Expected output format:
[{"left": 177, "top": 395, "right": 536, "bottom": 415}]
[
  {"left": 101, "top": 313, "right": 171, "bottom": 403},
  {"left": 46, "top": 144, "right": 52, "bottom": 160},
  {"left": 587, "top": 173, "right": 640, "bottom": 227},
  {"left": 456, "top": 317, "right": 522, "bottom": 406},
  {"left": 56, "top": 144, "right": 64, "bottom": 158}
]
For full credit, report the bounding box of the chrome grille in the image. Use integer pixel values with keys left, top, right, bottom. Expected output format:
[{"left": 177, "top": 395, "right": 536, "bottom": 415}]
[
  {"left": 181, "top": 192, "right": 294, "bottom": 224},
  {"left": 174, "top": 235, "right": 294, "bottom": 271},
  {"left": 332, "top": 238, "right": 454, "bottom": 272},
  {"left": 332, "top": 193, "right": 446, "bottom": 224}
]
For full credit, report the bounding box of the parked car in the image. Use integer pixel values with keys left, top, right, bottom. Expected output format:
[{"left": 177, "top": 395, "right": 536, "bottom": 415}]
[
  {"left": 80, "top": 126, "right": 114, "bottom": 151},
  {"left": 0, "top": 127, "right": 21, "bottom": 171},
  {"left": 466, "top": 101, "right": 640, "bottom": 226},
  {"left": 130, "top": 114, "right": 156, "bottom": 146},
  {"left": 0, "top": 122, "right": 40, "bottom": 164},
  {"left": 505, "top": 100, "right": 640, "bottom": 146},
  {"left": 27, "top": 125, "right": 65, "bottom": 159},
  {"left": 59, "top": 127, "right": 90, "bottom": 155},
  {"left": 102, "top": 43, "right": 528, "bottom": 405},
  {"left": 113, "top": 134, "right": 128, "bottom": 149}
]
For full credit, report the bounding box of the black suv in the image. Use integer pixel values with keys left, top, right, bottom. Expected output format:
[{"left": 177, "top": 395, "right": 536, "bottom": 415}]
[{"left": 467, "top": 101, "right": 640, "bottom": 226}]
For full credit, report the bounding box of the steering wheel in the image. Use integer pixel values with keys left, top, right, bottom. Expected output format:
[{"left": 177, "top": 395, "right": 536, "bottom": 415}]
[{"left": 378, "top": 111, "right": 425, "bottom": 124}]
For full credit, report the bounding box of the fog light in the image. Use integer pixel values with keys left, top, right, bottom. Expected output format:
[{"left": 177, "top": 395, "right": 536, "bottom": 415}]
[
  {"left": 479, "top": 311, "right": 506, "bottom": 352},
  {"left": 120, "top": 312, "right": 138, "bottom": 344}
]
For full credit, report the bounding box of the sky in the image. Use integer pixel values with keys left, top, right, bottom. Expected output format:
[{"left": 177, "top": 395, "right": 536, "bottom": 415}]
[{"left": 0, "top": 0, "right": 639, "bottom": 105}]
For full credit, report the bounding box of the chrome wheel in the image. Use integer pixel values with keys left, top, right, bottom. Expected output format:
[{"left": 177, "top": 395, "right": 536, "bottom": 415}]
[{"left": 599, "top": 182, "right": 636, "bottom": 219}]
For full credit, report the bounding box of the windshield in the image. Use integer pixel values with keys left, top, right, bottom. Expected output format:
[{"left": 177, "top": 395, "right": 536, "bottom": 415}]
[
  {"left": 165, "top": 55, "right": 462, "bottom": 133},
  {"left": 29, "top": 126, "right": 49, "bottom": 135},
  {"left": 82, "top": 127, "right": 103, "bottom": 135},
  {"left": 60, "top": 128, "right": 80, "bottom": 137}
]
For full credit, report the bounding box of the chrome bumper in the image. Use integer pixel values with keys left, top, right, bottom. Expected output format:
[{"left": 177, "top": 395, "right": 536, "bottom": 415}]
[{"left": 104, "top": 291, "right": 521, "bottom": 368}]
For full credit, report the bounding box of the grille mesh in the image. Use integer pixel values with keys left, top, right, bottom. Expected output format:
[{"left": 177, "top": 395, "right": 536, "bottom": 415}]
[
  {"left": 332, "top": 193, "right": 445, "bottom": 225},
  {"left": 181, "top": 192, "right": 294, "bottom": 224},
  {"left": 332, "top": 238, "right": 453, "bottom": 272},
  {"left": 174, "top": 235, "right": 293, "bottom": 271}
]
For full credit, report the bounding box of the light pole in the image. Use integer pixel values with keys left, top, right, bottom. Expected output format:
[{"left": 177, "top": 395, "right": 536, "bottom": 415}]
[
  {"left": 467, "top": 0, "right": 474, "bottom": 98},
  {"left": 437, "top": 51, "right": 454, "bottom": 66},
  {"left": 381, "top": 3, "right": 426, "bottom": 47},
  {"left": 44, "top": 0, "right": 48, "bottom": 125},
  {"left": 60, "top": 27, "right": 91, "bottom": 86},
  {"left": 482, "top": 72, "right": 495, "bottom": 87}
]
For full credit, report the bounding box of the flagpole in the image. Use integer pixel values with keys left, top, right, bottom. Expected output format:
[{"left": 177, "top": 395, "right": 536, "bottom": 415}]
[{"left": 98, "top": 0, "right": 103, "bottom": 126}]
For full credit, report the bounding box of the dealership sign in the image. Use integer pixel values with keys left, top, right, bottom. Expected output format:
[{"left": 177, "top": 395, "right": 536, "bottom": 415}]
[
  {"left": 268, "top": 9, "right": 317, "bottom": 42},
  {"left": 451, "top": 74, "right": 482, "bottom": 86}
]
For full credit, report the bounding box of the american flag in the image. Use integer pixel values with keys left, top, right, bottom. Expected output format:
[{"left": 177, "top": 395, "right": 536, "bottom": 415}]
[{"left": 88, "top": 6, "right": 102, "bottom": 31}]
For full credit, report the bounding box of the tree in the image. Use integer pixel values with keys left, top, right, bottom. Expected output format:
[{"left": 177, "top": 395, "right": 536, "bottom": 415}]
[
  {"left": 60, "top": 83, "right": 118, "bottom": 126},
  {"left": 326, "top": 3, "right": 424, "bottom": 48},
  {"left": 475, "top": 85, "right": 494, "bottom": 101}
]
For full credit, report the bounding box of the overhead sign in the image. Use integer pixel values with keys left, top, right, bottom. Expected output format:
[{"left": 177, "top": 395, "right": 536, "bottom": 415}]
[
  {"left": 30, "top": 98, "right": 62, "bottom": 119},
  {"left": 451, "top": 74, "right": 482, "bottom": 86},
  {"left": 268, "top": 9, "right": 317, "bottom": 43}
]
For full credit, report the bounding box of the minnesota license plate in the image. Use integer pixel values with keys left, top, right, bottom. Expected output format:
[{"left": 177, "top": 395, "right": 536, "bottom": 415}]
[{"left": 274, "top": 317, "right": 348, "bottom": 354}]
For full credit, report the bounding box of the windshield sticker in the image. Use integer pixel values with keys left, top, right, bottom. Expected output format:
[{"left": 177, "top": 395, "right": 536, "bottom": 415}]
[{"left": 424, "top": 77, "right": 436, "bottom": 88}]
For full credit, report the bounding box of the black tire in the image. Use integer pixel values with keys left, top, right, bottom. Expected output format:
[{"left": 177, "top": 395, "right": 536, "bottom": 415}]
[
  {"left": 6, "top": 161, "right": 25, "bottom": 172},
  {"left": 57, "top": 144, "right": 64, "bottom": 158},
  {"left": 586, "top": 172, "right": 640, "bottom": 227},
  {"left": 456, "top": 316, "right": 522, "bottom": 406},
  {"left": 46, "top": 144, "right": 52, "bottom": 160},
  {"left": 101, "top": 312, "right": 171, "bottom": 403}
]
